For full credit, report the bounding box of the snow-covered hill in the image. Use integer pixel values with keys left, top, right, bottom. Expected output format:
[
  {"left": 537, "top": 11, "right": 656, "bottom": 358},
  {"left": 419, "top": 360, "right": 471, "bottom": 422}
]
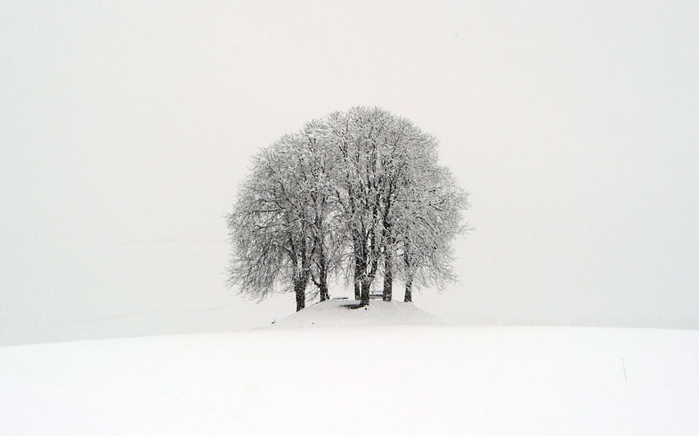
[
  {"left": 2, "top": 304, "right": 699, "bottom": 435},
  {"left": 267, "top": 299, "right": 440, "bottom": 328}
]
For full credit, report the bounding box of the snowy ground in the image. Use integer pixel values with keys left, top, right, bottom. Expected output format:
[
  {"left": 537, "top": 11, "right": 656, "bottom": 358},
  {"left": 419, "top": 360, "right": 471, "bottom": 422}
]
[
  {"left": 2, "top": 301, "right": 698, "bottom": 435},
  {"left": 267, "top": 299, "right": 440, "bottom": 328}
]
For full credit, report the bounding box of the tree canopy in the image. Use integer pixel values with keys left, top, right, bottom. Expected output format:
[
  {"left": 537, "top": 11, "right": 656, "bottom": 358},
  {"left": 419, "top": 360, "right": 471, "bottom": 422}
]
[{"left": 227, "top": 107, "right": 469, "bottom": 311}]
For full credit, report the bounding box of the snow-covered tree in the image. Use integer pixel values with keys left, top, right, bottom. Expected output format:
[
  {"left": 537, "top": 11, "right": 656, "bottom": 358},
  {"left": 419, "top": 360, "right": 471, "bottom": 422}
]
[
  {"left": 392, "top": 163, "right": 468, "bottom": 302},
  {"left": 227, "top": 107, "right": 469, "bottom": 312},
  {"left": 319, "top": 107, "right": 470, "bottom": 305},
  {"left": 227, "top": 135, "right": 314, "bottom": 311},
  {"left": 295, "top": 121, "right": 342, "bottom": 302}
]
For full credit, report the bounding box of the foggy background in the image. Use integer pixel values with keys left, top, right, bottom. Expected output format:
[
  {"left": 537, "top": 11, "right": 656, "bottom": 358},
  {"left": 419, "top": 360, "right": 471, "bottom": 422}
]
[{"left": 2, "top": 1, "right": 698, "bottom": 346}]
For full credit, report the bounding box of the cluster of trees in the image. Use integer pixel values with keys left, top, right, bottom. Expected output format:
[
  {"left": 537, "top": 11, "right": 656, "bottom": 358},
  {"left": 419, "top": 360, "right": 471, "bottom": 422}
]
[{"left": 227, "top": 107, "right": 468, "bottom": 312}]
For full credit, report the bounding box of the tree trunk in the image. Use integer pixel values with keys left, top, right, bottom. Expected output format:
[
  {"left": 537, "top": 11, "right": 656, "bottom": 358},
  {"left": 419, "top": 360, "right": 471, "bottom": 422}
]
[
  {"left": 319, "top": 270, "right": 330, "bottom": 302},
  {"left": 295, "top": 280, "right": 306, "bottom": 311},
  {"left": 404, "top": 244, "right": 413, "bottom": 303},
  {"left": 383, "top": 254, "right": 393, "bottom": 302},
  {"left": 404, "top": 275, "right": 413, "bottom": 303},
  {"left": 353, "top": 256, "right": 362, "bottom": 301},
  {"left": 315, "top": 214, "right": 330, "bottom": 302},
  {"left": 360, "top": 278, "right": 371, "bottom": 306},
  {"left": 294, "top": 265, "right": 310, "bottom": 312},
  {"left": 353, "top": 239, "right": 366, "bottom": 301},
  {"left": 317, "top": 254, "right": 330, "bottom": 302},
  {"left": 382, "top": 193, "right": 394, "bottom": 302},
  {"left": 361, "top": 253, "right": 379, "bottom": 306}
]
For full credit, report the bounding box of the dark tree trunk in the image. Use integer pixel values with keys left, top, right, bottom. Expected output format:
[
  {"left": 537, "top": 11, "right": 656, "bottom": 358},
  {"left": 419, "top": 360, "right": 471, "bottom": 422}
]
[
  {"left": 383, "top": 256, "right": 393, "bottom": 302},
  {"left": 360, "top": 258, "right": 378, "bottom": 306},
  {"left": 360, "top": 279, "right": 371, "bottom": 306},
  {"left": 353, "top": 239, "right": 367, "bottom": 301},
  {"left": 404, "top": 243, "right": 413, "bottom": 303},
  {"left": 382, "top": 188, "right": 395, "bottom": 302},
  {"left": 294, "top": 259, "right": 310, "bottom": 312},
  {"left": 317, "top": 252, "right": 330, "bottom": 302},
  {"left": 314, "top": 206, "right": 330, "bottom": 303},
  {"left": 319, "top": 269, "right": 330, "bottom": 302},
  {"left": 295, "top": 280, "right": 306, "bottom": 311},
  {"left": 382, "top": 218, "right": 394, "bottom": 302},
  {"left": 353, "top": 255, "right": 362, "bottom": 301},
  {"left": 404, "top": 276, "right": 413, "bottom": 303}
]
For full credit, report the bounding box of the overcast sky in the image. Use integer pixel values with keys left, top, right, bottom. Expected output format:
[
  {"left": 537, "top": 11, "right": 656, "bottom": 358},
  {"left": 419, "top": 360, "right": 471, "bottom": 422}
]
[{"left": 2, "top": 1, "right": 698, "bottom": 345}]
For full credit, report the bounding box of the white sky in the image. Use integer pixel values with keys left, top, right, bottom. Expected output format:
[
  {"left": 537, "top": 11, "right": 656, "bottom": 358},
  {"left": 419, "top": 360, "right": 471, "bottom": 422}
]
[{"left": 2, "top": 1, "right": 698, "bottom": 343}]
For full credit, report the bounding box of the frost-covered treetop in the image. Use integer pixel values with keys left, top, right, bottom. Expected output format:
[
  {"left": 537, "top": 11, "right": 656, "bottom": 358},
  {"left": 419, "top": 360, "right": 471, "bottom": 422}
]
[{"left": 227, "top": 107, "right": 469, "bottom": 312}]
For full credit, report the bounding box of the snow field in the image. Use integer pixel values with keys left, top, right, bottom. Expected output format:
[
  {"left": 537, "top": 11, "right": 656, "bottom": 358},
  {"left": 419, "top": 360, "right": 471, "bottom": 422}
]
[{"left": 2, "top": 321, "right": 698, "bottom": 435}]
